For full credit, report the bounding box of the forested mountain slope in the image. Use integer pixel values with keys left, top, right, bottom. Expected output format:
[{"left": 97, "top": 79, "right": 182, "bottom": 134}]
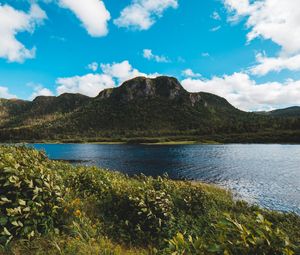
[{"left": 0, "top": 76, "right": 299, "bottom": 142}]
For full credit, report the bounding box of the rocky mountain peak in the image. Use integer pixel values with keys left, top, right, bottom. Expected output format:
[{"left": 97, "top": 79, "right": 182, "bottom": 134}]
[{"left": 97, "top": 76, "right": 187, "bottom": 101}]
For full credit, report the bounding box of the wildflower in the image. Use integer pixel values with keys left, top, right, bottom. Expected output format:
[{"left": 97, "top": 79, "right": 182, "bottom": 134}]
[{"left": 74, "top": 209, "right": 81, "bottom": 217}]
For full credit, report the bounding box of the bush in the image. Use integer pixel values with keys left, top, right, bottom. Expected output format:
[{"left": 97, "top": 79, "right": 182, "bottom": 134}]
[
  {"left": 0, "top": 146, "right": 64, "bottom": 245},
  {"left": 107, "top": 182, "right": 175, "bottom": 245},
  {"left": 69, "top": 170, "right": 211, "bottom": 245},
  {"left": 69, "top": 170, "right": 176, "bottom": 245},
  {"left": 164, "top": 213, "right": 296, "bottom": 255},
  {"left": 171, "top": 183, "right": 208, "bottom": 216}
]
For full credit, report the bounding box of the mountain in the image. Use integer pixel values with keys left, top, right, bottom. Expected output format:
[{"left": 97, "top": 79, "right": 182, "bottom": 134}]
[
  {"left": 66, "top": 76, "right": 245, "bottom": 133},
  {"left": 0, "top": 93, "right": 90, "bottom": 129},
  {"left": 0, "top": 76, "right": 300, "bottom": 143},
  {"left": 256, "top": 106, "right": 300, "bottom": 120},
  {"left": 267, "top": 107, "right": 300, "bottom": 118}
]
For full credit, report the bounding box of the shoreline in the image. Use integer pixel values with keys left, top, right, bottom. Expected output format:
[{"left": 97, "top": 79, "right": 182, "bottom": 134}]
[
  {"left": 1, "top": 145, "right": 299, "bottom": 254},
  {"left": 4, "top": 140, "right": 300, "bottom": 145},
  {"left": 2, "top": 131, "right": 300, "bottom": 145},
  {"left": 1, "top": 140, "right": 222, "bottom": 145}
]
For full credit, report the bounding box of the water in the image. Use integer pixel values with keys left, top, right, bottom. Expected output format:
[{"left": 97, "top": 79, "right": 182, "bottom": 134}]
[{"left": 32, "top": 143, "right": 300, "bottom": 214}]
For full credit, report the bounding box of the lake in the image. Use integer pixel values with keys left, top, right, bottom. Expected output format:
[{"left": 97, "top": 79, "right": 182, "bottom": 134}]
[{"left": 32, "top": 143, "right": 300, "bottom": 214}]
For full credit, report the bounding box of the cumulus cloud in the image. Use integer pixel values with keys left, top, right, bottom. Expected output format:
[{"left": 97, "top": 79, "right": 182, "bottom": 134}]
[
  {"left": 224, "top": 0, "right": 300, "bottom": 75},
  {"left": 100, "top": 60, "right": 148, "bottom": 83},
  {"left": 182, "top": 69, "right": 201, "bottom": 78},
  {"left": 0, "top": 86, "right": 16, "bottom": 99},
  {"left": 58, "top": 0, "right": 110, "bottom": 37},
  {"left": 181, "top": 72, "right": 300, "bottom": 111},
  {"left": 250, "top": 53, "right": 300, "bottom": 76},
  {"left": 56, "top": 74, "right": 115, "bottom": 97},
  {"left": 29, "top": 84, "right": 54, "bottom": 100},
  {"left": 143, "top": 49, "right": 169, "bottom": 63},
  {"left": 56, "top": 60, "right": 159, "bottom": 97},
  {"left": 0, "top": 3, "right": 47, "bottom": 62},
  {"left": 224, "top": 0, "right": 300, "bottom": 54},
  {"left": 0, "top": 1, "right": 110, "bottom": 63},
  {"left": 114, "top": 0, "right": 178, "bottom": 30}
]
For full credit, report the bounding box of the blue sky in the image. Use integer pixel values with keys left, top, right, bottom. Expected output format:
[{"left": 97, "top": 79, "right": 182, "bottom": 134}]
[{"left": 1, "top": 0, "right": 300, "bottom": 111}]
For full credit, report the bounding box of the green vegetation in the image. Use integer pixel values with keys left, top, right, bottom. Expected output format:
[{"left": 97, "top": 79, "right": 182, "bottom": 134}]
[
  {"left": 1, "top": 76, "right": 300, "bottom": 143},
  {"left": 257, "top": 106, "right": 300, "bottom": 118},
  {"left": 0, "top": 146, "right": 299, "bottom": 254},
  {"left": 0, "top": 149, "right": 63, "bottom": 245}
]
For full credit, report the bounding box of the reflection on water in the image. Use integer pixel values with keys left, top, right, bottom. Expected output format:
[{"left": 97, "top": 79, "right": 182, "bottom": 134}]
[{"left": 32, "top": 144, "right": 300, "bottom": 214}]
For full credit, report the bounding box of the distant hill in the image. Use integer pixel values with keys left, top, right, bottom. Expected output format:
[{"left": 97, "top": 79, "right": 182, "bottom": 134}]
[
  {"left": 256, "top": 106, "right": 300, "bottom": 118},
  {"left": 1, "top": 76, "right": 300, "bottom": 143},
  {"left": 0, "top": 93, "right": 89, "bottom": 129},
  {"left": 261, "top": 107, "right": 300, "bottom": 118}
]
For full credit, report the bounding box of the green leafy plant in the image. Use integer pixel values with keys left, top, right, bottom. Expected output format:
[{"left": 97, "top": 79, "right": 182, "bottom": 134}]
[
  {"left": 164, "top": 213, "right": 296, "bottom": 255},
  {"left": 0, "top": 146, "right": 64, "bottom": 245}
]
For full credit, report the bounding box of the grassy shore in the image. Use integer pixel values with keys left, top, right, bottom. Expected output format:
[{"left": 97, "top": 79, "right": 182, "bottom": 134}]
[
  {"left": 0, "top": 146, "right": 299, "bottom": 254},
  {"left": 2, "top": 129, "right": 300, "bottom": 145}
]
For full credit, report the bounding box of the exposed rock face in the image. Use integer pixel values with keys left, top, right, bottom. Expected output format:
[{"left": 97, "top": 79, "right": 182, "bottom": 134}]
[
  {"left": 97, "top": 76, "right": 187, "bottom": 102},
  {"left": 97, "top": 88, "right": 114, "bottom": 100},
  {"left": 189, "top": 94, "right": 202, "bottom": 106}
]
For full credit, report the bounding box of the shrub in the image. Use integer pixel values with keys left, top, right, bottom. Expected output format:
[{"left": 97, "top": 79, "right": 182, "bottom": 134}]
[
  {"left": 69, "top": 169, "right": 176, "bottom": 245},
  {"left": 171, "top": 183, "right": 208, "bottom": 216},
  {"left": 108, "top": 183, "right": 175, "bottom": 245},
  {"left": 0, "top": 146, "right": 64, "bottom": 245},
  {"left": 164, "top": 213, "right": 296, "bottom": 255}
]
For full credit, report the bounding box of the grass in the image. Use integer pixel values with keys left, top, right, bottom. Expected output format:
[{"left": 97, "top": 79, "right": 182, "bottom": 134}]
[
  {"left": 2, "top": 235, "right": 148, "bottom": 255},
  {"left": 3, "top": 129, "right": 300, "bottom": 144},
  {"left": 0, "top": 145, "right": 299, "bottom": 254}
]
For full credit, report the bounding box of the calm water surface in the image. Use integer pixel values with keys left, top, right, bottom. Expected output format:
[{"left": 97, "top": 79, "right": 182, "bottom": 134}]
[{"left": 32, "top": 144, "right": 300, "bottom": 214}]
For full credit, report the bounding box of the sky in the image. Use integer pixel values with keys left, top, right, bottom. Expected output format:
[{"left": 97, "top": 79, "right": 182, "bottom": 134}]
[{"left": 0, "top": 0, "right": 300, "bottom": 111}]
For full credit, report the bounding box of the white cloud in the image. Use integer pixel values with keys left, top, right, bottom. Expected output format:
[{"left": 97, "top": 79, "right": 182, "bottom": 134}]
[
  {"left": 224, "top": 0, "right": 300, "bottom": 55},
  {"left": 143, "top": 49, "right": 169, "bottom": 63},
  {"left": 210, "top": 25, "right": 221, "bottom": 32},
  {"left": 225, "top": 0, "right": 300, "bottom": 75},
  {"left": 0, "top": 86, "right": 16, "bottom": 99},
  {"left": 181, "top": 72, "right": 300, "bottom": 111},
  {"left": 201, "top": 52, "right": 210, "bottom": 57},
  {"left": 211, "top": 11, "right": 221, "bottom": 20},
  {"left": 224, "top": 0, "right": 255, "bottom": 18},
  {"left": 87, "top": 62, "right": 99, "bottom": 72},
  {"left": 100, "top": 60, "right": 148, "bottom": 83},
  {"left": 250, "top": 53, "right": 300, "bottom": 76},
  {"left": 114, "top": 0, "right": 178, "bottom": 30},
  {"left": 0, "top": 3, "right": 47, "bottom": 63},
  {"left": 58, "top": 0, "right": 110, "bottom": 37},
  {"left": 182, "top": 69, "right": 201, "bottom": 78},
  {"left": 56, "top": 60, "right": 159, "bottom": 97},
  {"left": 56, "top": 74, "right": 115, "bottom": 97},
  {"left": 30, "top": 84, "right": 54, "bottom": 100}
]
